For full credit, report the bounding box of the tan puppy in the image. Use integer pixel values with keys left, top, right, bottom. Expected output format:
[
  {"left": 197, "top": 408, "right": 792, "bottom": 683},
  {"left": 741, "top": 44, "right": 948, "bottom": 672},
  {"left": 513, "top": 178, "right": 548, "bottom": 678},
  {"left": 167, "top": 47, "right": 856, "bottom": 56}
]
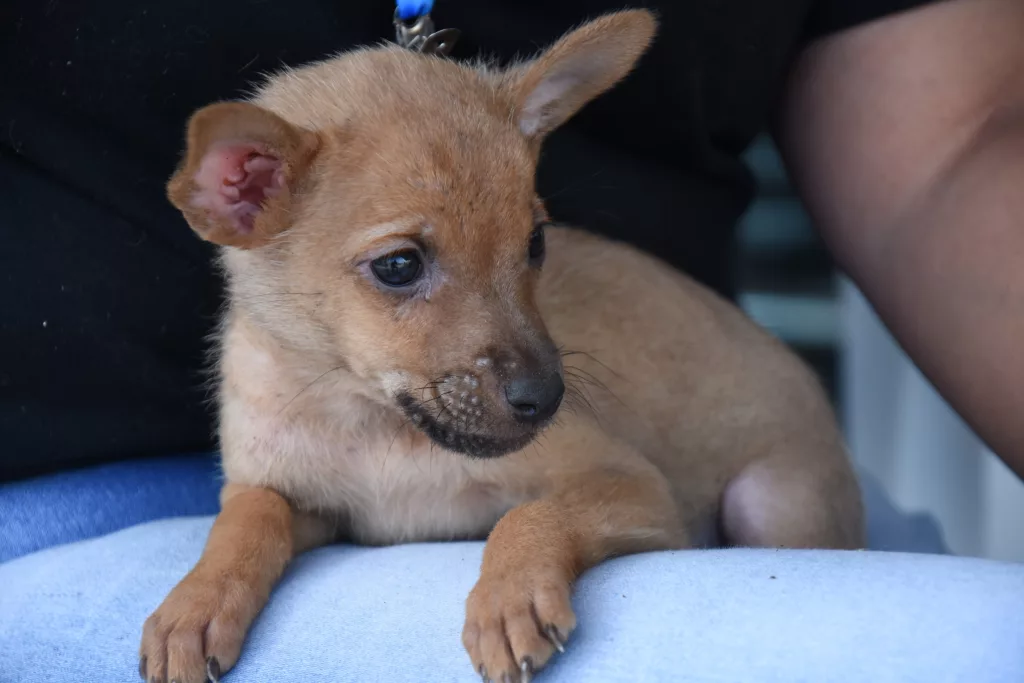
[{"left": 139, "top": 10, "right": 862, "bottom": 683}]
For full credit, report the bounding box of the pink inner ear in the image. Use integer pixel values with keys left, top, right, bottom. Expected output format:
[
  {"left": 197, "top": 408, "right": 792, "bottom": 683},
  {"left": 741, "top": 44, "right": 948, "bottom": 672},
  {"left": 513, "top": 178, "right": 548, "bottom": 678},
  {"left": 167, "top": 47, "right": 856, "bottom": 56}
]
[{"left": 191, "top": 143, "right": 285, "bottom": 234}]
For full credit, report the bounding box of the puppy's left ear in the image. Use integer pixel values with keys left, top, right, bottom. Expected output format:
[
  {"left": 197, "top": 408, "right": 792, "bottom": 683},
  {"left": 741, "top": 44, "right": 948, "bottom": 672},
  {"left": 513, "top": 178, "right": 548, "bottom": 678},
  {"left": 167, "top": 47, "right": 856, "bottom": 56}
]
[
  {"left": 508, "top": 10, "right": 657, "bottom": 142},
  {"left": 167, "top": 102, "right": 321, "bottom": 249}
]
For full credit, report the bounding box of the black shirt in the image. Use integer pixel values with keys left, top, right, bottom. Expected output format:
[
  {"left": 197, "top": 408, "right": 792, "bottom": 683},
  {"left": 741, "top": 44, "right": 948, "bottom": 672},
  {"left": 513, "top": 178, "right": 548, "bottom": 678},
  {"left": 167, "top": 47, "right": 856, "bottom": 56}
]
[{"left": 0, "top": 0, "right": 932, "bottom": 479}]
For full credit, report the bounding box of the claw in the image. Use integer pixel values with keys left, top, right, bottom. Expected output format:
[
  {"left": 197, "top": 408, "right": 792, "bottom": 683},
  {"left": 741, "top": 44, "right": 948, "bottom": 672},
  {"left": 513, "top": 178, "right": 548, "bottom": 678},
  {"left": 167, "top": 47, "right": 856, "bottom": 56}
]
[
  {"left": 138, "top": 656, "right": 147, "bottom": 680},
  {"left": 206, "top": 657, "right": 222, "bottom": 683},
  {"left": 479, "top": 664, "right": 490, "bottom": 683},
  {"left": 544, "top": 625, "right": 566, "bottom": 653},
  {"left": 520, "top": 657, "right": 534, "bottom": 683}
]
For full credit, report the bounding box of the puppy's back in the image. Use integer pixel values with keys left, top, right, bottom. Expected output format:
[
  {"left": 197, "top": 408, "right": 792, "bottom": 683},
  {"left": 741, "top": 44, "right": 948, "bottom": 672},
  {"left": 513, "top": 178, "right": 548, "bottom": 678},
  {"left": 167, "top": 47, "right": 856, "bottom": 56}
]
[{"left": 539, "top": 226, "right": 850, "bottom": 514}]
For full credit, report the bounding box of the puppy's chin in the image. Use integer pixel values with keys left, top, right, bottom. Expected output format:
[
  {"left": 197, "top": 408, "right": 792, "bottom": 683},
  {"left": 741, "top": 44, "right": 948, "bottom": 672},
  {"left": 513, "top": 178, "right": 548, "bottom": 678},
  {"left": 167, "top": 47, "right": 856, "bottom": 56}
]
[{"left": 396, "top": 393, "right": 541, "bottom": 459}]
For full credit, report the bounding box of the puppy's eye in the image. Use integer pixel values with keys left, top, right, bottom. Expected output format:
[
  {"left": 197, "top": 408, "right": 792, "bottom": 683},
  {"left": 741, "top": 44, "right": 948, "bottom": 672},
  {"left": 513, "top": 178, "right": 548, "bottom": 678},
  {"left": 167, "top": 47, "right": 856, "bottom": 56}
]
[
  {"left": 371, "top": 250, "right": 423, "bottom": 287},
  {"left": 528, "top": 224, "right": 546, "bottom": 264}
]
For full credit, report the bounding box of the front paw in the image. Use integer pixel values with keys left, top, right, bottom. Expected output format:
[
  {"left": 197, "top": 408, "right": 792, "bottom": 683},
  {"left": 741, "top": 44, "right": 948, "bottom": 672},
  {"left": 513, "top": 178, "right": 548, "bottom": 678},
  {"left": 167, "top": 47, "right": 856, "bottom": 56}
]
[
  {"left": 139, "top": 571, "right": 257, "bottom": 683},
  {"left": 463, "top": 567, "right": 576, "bottom": 683}
]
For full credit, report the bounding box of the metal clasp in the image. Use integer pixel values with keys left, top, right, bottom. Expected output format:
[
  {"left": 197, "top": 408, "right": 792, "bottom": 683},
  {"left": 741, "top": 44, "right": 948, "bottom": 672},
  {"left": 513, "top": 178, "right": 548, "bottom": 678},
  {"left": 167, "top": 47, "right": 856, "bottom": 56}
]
[{"left": 394, "top": 10, "right": 460, "bottom": 56}]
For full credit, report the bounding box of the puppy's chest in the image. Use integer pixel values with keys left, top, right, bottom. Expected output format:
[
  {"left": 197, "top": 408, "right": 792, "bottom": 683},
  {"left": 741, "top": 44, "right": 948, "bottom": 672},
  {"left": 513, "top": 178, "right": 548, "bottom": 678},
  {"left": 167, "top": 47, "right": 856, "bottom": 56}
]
[
  {"left": 234, "top": 423, "right": 523, "bottom": 545},
  {"left": 343, "top": 447, "right": 521, "bottom": 545}
]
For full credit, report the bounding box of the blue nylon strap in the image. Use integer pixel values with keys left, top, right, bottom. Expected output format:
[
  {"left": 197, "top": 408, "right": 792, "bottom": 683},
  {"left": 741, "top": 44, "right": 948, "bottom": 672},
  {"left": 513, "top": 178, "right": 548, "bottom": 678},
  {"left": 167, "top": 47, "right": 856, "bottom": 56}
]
[{"left": 396, "top": 0, "right": 433, "bottom": 21}]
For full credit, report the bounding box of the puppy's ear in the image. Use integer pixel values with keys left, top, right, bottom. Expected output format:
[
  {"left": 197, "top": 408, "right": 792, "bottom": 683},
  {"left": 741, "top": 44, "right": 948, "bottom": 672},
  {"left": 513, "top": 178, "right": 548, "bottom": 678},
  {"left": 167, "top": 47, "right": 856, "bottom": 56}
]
[
  {"left": 167, "top": 102, "right": 320, "bottom": 249},
  {"left": 509, "top": 10, "right": 657, "bottom": 141}
]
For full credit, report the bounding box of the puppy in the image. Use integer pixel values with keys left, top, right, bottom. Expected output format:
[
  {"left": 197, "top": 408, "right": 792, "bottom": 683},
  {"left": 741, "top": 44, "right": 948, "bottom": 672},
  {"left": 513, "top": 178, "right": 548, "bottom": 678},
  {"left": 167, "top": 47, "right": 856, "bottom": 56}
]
[{"left": 139, "top": 10, "right": 863, "bottom": 683}]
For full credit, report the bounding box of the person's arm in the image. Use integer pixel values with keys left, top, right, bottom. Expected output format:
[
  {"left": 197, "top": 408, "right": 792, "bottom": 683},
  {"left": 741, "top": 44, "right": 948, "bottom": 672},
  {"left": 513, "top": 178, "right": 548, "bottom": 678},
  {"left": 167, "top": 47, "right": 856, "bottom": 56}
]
[{"left": 776, "top": 0, "right": 1024, "bottom": 477}]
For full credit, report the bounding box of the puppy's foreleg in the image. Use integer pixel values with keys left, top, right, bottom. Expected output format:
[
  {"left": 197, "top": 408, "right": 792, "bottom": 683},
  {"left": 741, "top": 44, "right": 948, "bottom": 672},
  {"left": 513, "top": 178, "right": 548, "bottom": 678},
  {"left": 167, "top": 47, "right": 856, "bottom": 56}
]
[
  {"left": 463, "top": 461, "right": 683, "bottom": 683},
  {"left": 139, "top": 484, "right": 333, "bottom": 683}
]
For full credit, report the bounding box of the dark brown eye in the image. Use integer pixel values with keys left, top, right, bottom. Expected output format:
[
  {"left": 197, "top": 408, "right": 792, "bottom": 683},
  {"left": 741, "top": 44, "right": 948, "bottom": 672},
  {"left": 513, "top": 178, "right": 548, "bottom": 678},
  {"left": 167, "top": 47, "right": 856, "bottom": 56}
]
[
  {"left": 528, "top": 224, "right": 546, "bottom": 264},
  {"left": 371, "top": 250, "right": 422, "bottom": 287}
]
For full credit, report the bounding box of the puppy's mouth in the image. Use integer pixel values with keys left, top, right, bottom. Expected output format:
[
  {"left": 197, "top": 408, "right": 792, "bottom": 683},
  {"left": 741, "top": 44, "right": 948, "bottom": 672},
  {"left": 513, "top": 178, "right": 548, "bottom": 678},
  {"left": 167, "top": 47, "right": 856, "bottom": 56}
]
[{"left": 396, "top": 392, "right": 541, "bottom": 459}]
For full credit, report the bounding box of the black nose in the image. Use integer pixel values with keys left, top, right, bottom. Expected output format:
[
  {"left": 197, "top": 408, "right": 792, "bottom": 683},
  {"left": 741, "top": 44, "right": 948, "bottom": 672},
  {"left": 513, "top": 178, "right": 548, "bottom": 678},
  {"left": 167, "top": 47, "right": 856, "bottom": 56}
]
[{"left": 504, "top": 371, "right": 565, "bottom": 423}]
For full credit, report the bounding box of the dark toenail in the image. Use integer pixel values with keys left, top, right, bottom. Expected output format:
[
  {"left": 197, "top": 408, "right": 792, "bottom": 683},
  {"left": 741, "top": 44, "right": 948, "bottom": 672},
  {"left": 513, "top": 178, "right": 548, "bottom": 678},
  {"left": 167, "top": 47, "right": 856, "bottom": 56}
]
[
  {"left": 206, "top": 656, "right": 222, "bottom": 683},
  {"left": 138, "top": 656, "right": 147, "bottom": 680},
  {"left": 544, "top": 624, "right": 566, "bottom": 652}
]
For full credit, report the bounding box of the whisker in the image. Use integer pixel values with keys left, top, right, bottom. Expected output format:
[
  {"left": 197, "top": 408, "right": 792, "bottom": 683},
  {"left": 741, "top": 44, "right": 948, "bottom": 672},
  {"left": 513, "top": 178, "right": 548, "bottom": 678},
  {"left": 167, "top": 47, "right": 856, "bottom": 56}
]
[
  {"left": 559, "top": 348, "right": 626, "bottom": 382},
  {"left": 529, "top": 439, "right": 542, "bottom": 461},
  {"left": 565, "top": 365, "right": 611, "bottom": 391},
  {"left": 276, "top": 364, "right": 346, "bottom": 417},
  {"left": 436, "top": 401, "right": 455, "bottom": 425},
  {"left": 382, "top": 417, "right": 413, "bottom": 475},
  {"left": 563, "top": 372, "right": 604, "bottom": 400},
  {"left": 414, "top": 390, "right": 453, "bottom": 410},
  {"left": 562, "top": 380, "right": 604, "bottom": 427},
  {"left": 563, "top": 364, "right": 627, "bottom": 410},
  {"left": 563, "top": 369, "right": 603, "bottom": 391}
]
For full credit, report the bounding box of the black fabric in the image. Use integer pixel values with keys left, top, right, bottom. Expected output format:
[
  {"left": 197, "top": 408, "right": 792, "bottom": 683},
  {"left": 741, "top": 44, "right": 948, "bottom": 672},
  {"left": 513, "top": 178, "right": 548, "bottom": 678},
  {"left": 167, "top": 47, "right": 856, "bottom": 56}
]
[
  {"left": 0, "top": 0, "right": 935, "bottom": 480},
  {"left": 804, "top": 0, "right": 938, "bottom": 40}
]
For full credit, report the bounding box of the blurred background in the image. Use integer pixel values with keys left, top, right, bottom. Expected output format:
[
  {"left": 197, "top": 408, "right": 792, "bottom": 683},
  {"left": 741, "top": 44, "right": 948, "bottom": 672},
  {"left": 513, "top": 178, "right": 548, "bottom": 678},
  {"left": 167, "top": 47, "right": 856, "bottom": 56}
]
[{"left": 736, "top": 136, "right": 1024, "bottom": 563}]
